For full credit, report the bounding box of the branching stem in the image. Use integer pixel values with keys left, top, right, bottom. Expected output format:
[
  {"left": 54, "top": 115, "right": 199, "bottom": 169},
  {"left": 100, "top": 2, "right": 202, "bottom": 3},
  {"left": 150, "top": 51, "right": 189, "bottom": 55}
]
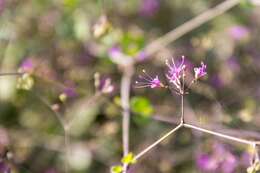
[{"left": 121, "top": 65, "right": 134, "bottom": 173}]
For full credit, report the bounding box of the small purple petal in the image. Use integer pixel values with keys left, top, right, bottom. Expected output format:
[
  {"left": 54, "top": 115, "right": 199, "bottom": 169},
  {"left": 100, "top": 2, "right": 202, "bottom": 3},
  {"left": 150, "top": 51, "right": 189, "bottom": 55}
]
[
  {"left": 221, "top": 153, "right": 238, "bottom": 173},
  {"left": 139, "top": 0, "right": 160, "bottom": 17},
  {"left": 196, "top": 153, "right": 218, "bottom": 172},
  {"left": 63, "top": 87, "right": 77, "bottom": 98},
  {"left": 136, "top": 70, "right": 163, "bottom": 89},
  {"left": 135, "top": 51, "right": 148, "bottom": 62},
  {"left": 210, "top": 74, "right": 224, "bottom": 89},
  {"left": 194, "top": 62, "right": 207, "bottom": 79},
  {"left": 0, "top": 0, "right": 5, "bottom": 14},
  {"left": 228, "top": 26, "right": 249, "bottom": 41},
  {"left": 0, "top": 161, "right": 10, "bottom": 173},
  {"left": 20, "top": 58, "right": 34, "bottom": 73},
  {"left": 165, "top": 56, "right": 186, "bottom": 89},
  {"left": 227, "top": 56, "right": 240, "bottom": 72},
  {"left": 240, "top": 152, "right": 251, "bottom": 167}
]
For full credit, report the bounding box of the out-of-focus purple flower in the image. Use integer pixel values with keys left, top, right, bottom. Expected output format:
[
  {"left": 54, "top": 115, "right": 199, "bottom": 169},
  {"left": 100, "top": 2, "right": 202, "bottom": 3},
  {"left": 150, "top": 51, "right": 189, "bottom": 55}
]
[
  {"left": 139, "top": 0, "right": 160, "bottom": 17},
  {"left": 194, "top": 62, "right": 207, "bottom": 79},
  {"left": 63, "top": 87, "right": 77, "bottom": 98},
  {"left": 221, "top": 153, "right": 237, "bottom": 173},
  {"left": 228, "top": 26, "right": 249, "bottom": 41},
  {"left": 165, "top": 56, "right": 186, "bottom": 90},
  {"left": 135, "top": 51, "right": 148, "bottom": 62},
  {"left": 19, "top": 58, "right": 35, "bottom": 73},
  {"left": 196, "top": 143, "right": 239, "bottom": 173},
  {"left": 0, "top": 161, "right": 10, "bottom": 173},
  {"left": 227, "top": 56, "right": 240, "bottom": 72},
  {"left": 135, "top": 70, "right": 164, "bottom": 89},
  {"left": 0, "top": 0, "right": 5, "bottom": 14},
  {"left": 241, "top": 152, "right": 251, "bottom": 167},
  {"left": 94, "top": 73, "right": 114, "bottom": 94},
  {"left": 44, "top": 168, "right": 58, "bottom": 173},
  {"left": 108, "top": 47, "right": 133, "bottom": 66},
  {"left": 211, "top": 74, "right": 224, "bottom": 89},
  {"left": 196, "top": 153, "right": 218, "bottom": 172}
]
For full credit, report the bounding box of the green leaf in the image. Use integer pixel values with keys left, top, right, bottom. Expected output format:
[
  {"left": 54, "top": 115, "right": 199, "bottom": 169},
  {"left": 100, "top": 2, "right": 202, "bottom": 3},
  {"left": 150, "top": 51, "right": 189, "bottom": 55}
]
[
  {"left": 121, "top": 31, "right": 145, "bottom": 57},
  {"left": 111, "top": 165, "right": 123, "bottom": 173},
  {"left": 130, "top": 96, "right": 154, "bottom": 117},
  {"left": 240, "top": 0, "right": 254, "bottom": 10},
  {"left": 121, "top": 152, "right": 136, "bottom": 165}
]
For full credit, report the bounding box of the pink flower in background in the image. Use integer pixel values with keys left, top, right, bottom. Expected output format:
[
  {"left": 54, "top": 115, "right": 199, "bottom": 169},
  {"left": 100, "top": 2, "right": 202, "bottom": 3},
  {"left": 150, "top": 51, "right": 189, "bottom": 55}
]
[
  {"left": 227, "top": 56, "right": 240, "bottom": 72},
  {"left": 194, "top": 62, "right": 207, "bottom": 79},
  {"left": 136, "top": 70, "right": 163, "bottom": 88},
  {"left": 196, "top": 153, "right": 218, "bottom": 172},
  {"left": 44, "top": 168, "right": 58, "bottom": 173},
  {"left": 63, "top": 87, "right": 77, "bottom": 98},
  {"left": 228, "top": 26, "right": 249, "bottom": 41},
  {"left": 196, "top": 143, "right": 238, "bottom": 173},
  {"left": 0, "top": 0, "right": 5, "bottom": 14},
  {"left": 19, "top": 58, "right": 35, "bottom": 73},
  {"left": 0, "top": 161, "right": 10, "bottom": 173},
  {"left": 210, "top": 74, "right": 224, "bottom": 89},
  {"left": 139, "top": 0, "right": 160, "bottom": 17},
  {"left": 108, "top": 47, "right": 134, "bottom": 66}
]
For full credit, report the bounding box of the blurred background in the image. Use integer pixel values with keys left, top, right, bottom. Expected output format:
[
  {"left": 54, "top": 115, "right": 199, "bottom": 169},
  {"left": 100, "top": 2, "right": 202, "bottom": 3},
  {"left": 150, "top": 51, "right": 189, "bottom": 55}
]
[{"left": 1, "top": 0, "right": 260, "bottom": 172}]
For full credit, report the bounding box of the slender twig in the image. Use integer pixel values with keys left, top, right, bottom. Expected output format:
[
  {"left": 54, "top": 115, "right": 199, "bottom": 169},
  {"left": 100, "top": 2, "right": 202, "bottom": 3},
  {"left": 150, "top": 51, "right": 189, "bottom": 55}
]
[
  {"left": 0, "top": 72, "right": 23, "bottom": 76},
  {"left": 134, "top": 123, "right": 183, "bottom": 160},
  {"left": 33, "top": 93, "right": 69, "bottom": 173},
  {"left": 183, "top": 123, "right": 259, "bottom": 145},
  {"left": 152, "top": 115, "right": 260, "bottom": 140},
  {"left": 140, "top": 0, "right": 240, "bottom": 58},
  {"left": 121, "top": 65, "right": 134, "bottom": 172},
  {"left": 181, "top": 70, "right": 185, "bottom": 124}
]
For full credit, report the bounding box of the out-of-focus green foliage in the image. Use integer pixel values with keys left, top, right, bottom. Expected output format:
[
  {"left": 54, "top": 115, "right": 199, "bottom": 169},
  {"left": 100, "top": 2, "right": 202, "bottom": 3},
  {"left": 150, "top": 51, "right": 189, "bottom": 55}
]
[{"left": 0, "top": 0, "right": 260, "bottom": 172}]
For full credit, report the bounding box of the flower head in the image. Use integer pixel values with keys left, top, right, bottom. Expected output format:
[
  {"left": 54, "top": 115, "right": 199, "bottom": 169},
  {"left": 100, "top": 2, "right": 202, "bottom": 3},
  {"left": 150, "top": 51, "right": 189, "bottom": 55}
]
[
  {"left": 139, "top": 0, "right": 160, "bottom": 17},
  {"left": 165, "top": 56, "right": 186, "bottom": 90},
  {"left": 228, "top": 25, "right": 249, "bottom": 41},
  {"left": 135, "top": 70, "right": 163, "bottom": 89},
  {"left": 19, "top": 58, "right": 35, "bottom": 74},
  {"left": 94, "top": 72, "right": 114, "bottom": 94},
  {"left": 194, "top": 62, "right": 207, "bottom": 79}
]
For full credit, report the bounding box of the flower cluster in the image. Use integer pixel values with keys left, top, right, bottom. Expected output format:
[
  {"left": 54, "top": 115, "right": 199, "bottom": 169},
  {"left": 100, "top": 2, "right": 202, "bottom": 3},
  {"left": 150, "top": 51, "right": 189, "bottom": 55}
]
[
  {"left": 135, "top": 56, "right": 207, "bottom": 94},
  {"left": 196, "top": 143, "right": 238, "bottom": 173},
  {"left": 135, "top": 69, "right": 164, "bottom": 89}
]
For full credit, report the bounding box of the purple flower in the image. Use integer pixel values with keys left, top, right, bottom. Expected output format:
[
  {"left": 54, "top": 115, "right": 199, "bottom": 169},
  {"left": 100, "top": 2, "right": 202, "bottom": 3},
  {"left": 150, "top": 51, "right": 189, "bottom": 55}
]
[
  {"left": 0, "top": 161, "right": 10, "bottom": 173},
  {"left": 210, "top": 74, "right": 224, "bottom": 89},
  {"left": 165, "top": 56, "right": 186, "bottom": 90},
  {"left": 139, "top": 0, "right": 160, "bottom": 17},
  {"left": 135, "top": 70, "right": 163, "bottom": 88},
  {"left": 196, "top": 143, "right": 239, "bottom": 173},
  {"left": 19, "top": 58, "right": 34, "bottom": 73},
  {"left": 227, "top": 56, "right": 240, "bottom": 72},
  {"left": 221, "top": 153, "right": 237, "bottom": 173},
  {"left": 63, "top": 87, "right": 77, "bottom": 98},
  {"left": 44, "top": 168, "right": 58, "bottom": 173},
  {"left": 135, "top": 51, "right": 148, "bottom": 62},
  {"left": 194, "top": 62, "right": 207, "bottom": 79},
  {"left": 94, "top": 73, "right": 114, "bottom": 94},
  {"left": 0, "top": 0, "right": 5, "bottom": 14},
  {"left": 108, "top": 47, "right": 133, "bottom": 66},
  {"left": 196, "top": 153, "right": 218, "bottom": 172},
  {"left": 228, "top": 26, "right": 249, "bottom": 41},
  {"left": 241, "top": 152, "right": 251, "bottom": 167}
]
